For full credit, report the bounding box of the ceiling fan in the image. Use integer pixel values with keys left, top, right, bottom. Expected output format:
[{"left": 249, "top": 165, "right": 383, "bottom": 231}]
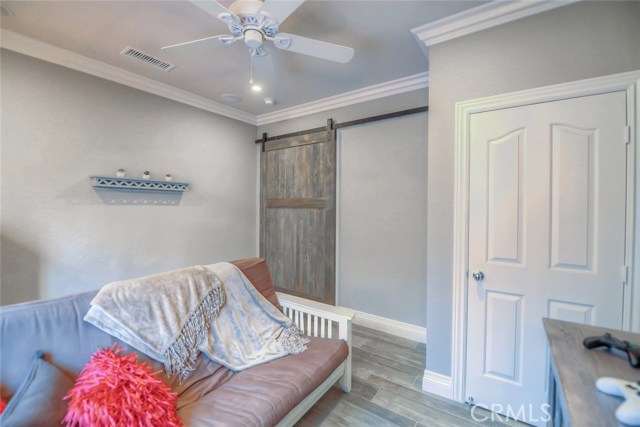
[{"left": 162, "top": 0, "right": 355, "bottom": 63}]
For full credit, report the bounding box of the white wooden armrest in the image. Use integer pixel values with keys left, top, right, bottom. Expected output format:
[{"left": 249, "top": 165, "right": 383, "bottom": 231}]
[{"left": 276, "top": 292, "right": 355, "bottom": 392}]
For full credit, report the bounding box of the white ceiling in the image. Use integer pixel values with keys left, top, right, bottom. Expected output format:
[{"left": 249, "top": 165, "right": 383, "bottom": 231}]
[{"left": 0, "top": 0, "right": 485, "bottom": 118}]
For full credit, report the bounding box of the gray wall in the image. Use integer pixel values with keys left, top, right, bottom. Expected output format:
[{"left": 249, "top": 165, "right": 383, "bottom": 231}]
[
  {"left": 1, "top": 50, "right": 258, "bottom": 305},
  {"left": 259, "top": 90, "right": 428, "bottom": 327},
  {"left": 426, "top": 1, "right": 640, "bottom": 376},
  {"left": 339, "top": 113, "right": 427, "bottom": 326}
]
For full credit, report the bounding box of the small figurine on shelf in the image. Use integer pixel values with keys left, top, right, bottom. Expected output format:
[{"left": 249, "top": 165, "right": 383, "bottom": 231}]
[
  {"left": 116, "top": 168, "right": 126, "bottom": 178},
  {"left": 142, "top": 171, "right": 151, "bottom": 180},
  {"left": 164, "top": 173, "right": 173, "bottom": 182}
]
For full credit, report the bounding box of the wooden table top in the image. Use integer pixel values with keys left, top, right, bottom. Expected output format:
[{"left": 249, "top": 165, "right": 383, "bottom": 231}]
[{"left": 543, "top": 318, "right": 640, "bottom": 427}]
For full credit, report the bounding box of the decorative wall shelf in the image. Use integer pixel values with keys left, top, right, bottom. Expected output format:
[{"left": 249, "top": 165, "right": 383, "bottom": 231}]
[{"left": 91, "top": 176, "right": 189, "bottom": 192}]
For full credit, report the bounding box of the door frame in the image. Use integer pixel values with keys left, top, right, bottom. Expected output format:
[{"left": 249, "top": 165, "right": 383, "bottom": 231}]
[{"left": 451, "top": 70, "right": 640, "bottom": 403}]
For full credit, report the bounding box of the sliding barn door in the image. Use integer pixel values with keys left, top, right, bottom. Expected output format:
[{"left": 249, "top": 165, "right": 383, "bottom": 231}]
[{"left": 260, "top": 126, "right": 336, "bottom": 304}]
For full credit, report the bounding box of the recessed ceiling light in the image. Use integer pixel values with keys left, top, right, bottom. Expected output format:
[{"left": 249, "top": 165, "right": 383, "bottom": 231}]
[
  {"left": 264, "top": 98, "right": 275, "bottom": 105},
  {"left": 221, "top": 94, "right": 242, "bottom": 103}
]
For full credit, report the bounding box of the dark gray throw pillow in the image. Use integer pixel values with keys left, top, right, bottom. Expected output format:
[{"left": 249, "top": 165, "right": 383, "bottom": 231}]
[{"left": 0, "top": 351, "right": 74, "bottom": 427}]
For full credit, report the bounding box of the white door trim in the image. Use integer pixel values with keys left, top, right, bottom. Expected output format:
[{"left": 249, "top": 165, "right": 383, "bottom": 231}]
[{"left": 451, "top": 70, "right": 640, "bottom": 403}]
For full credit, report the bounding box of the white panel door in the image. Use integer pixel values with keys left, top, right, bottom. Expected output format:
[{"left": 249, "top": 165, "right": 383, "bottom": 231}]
[{"left": 466, "top": 91, "right": 628, "bottom": 426}]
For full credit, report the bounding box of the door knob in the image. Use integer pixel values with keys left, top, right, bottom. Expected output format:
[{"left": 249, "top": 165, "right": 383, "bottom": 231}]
[{"left": 472, "top": 271, "right": 484, "bottom": 282}]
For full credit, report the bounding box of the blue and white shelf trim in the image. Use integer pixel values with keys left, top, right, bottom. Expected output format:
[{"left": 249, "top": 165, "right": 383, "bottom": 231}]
[{"left": 91, "top": 176, "right": 189, "bottom": 192}]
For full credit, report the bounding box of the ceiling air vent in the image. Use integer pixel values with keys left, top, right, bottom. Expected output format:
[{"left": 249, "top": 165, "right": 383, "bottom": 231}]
[{"left": 120, "top": 47, "right": 176, "bottom": 72}]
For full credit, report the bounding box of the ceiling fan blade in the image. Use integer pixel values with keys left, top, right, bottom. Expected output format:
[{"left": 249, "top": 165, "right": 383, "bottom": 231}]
[
  {"left": 191, "top": 0, "right": 240, "bottom": 24},
  {"left": 273, "top": 33, "right": 354, "bottom": 63},
  {"left": 259, "top": 0, "right": 305, "bottom": 24},
  {"left": 161, "top": 35, "right": 236, "bottom": 50}
]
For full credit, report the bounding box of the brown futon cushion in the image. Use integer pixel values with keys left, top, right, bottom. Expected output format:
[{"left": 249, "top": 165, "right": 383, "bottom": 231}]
[{"left": 177, "top": 337, "right": 349, "bottom": 427}]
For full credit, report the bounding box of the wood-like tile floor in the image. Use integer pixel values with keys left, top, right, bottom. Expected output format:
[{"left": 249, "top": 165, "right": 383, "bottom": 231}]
[{"left": 296, "top": 325, "right": 529, "bottom": 427}]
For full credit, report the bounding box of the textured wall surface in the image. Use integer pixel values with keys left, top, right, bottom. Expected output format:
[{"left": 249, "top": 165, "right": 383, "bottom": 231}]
[
  {"left": 339, "top": 113, "right": 427, "bottom": 327},
  {"left": 1, "top": 50, "right": 258, "bottom": 305}
]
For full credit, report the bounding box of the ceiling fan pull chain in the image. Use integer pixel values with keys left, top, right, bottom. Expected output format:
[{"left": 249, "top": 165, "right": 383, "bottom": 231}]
[
  {"left": 249, "top": 54, "right": 254, "bottom": 85},
  {"left": 248, "top": 54, "right": 261, "bottom": 92}
]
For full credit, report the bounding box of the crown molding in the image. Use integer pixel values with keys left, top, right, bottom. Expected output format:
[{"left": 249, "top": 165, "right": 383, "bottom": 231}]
[
  {"left": 256, "top": 72, "right": 429, "bottom": 126},
  {"left": 411, "top": 0, "right": 580, "bottom": 48},
  {"left": 0, "top": 2, "right": 586, "bottom": 128},
  {"left": 0, "top": 29, "right": 256, "bottom": 125},
  {"left": 1, "top": 29, "right": 429, "bottom": 128}
]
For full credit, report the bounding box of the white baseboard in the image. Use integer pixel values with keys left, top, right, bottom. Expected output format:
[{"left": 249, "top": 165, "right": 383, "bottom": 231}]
[
  {"left": 351, "top": 309, "right": 426, "bottom": 344},
  {"left": 422, "top": 369, "right": 452, "bottom": 399}
]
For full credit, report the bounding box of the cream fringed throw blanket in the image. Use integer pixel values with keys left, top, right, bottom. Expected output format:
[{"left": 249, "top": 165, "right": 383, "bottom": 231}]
[{"left": 84, "top": 262, "right": 309, "bottom": 379}]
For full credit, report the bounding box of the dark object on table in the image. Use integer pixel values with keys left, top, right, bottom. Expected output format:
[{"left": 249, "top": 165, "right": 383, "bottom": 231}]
[{"left": 584, "top": 333, "right": 640, "bottom": 368}]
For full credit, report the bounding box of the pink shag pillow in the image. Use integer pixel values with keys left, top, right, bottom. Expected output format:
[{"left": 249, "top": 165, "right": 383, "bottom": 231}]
[{"left": 63, "top": 346, "right": 182, "bottom": 427}]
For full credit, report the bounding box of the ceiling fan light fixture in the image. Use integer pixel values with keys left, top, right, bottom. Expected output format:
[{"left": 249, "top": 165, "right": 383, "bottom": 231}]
[
  {"left": 251, "top": 83, "right": 263, "bottom": 93},
  {"left": 244, "top": 29, "right": 263, "bottom": 48}
]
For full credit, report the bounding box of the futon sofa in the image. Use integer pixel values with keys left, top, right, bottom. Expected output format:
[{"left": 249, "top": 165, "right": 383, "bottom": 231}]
[{"left": 0, "top": 258, "right": 354, "bottom": 426}]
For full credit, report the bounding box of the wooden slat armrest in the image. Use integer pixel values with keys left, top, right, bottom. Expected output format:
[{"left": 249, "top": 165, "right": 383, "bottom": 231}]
[
  {"left": 276, "top": 292, "right": 355, "bottom": 321},
  {"left": 276, "top": 291, "right": 354, "bottom": 394}
]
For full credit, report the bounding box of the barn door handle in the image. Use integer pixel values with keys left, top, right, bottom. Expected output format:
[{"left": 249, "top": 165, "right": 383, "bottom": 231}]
[{"left": 472, "top": 271, "right": 485, "bottom": 282}]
